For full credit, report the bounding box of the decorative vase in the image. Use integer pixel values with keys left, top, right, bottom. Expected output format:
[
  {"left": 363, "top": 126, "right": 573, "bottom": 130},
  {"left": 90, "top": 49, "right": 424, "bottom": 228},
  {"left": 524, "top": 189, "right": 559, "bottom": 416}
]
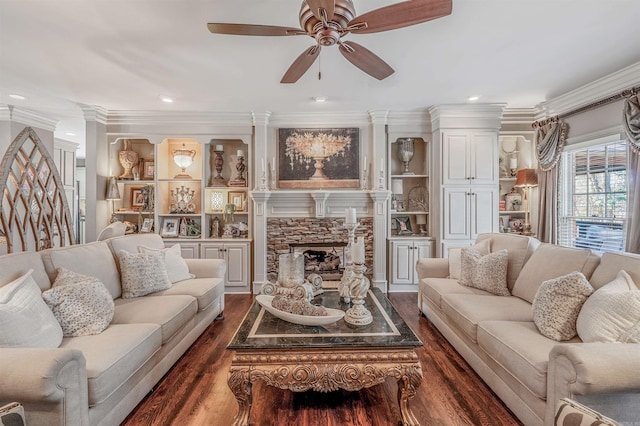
[
  {"left": 277, "top": 253, "right": 304, "bottom": 288},
  {"left": 118, "top": 139, "right": 138, "bottom": 180},
  {"left": 397, "top": 138, "right": 415, "bottom": 175}
]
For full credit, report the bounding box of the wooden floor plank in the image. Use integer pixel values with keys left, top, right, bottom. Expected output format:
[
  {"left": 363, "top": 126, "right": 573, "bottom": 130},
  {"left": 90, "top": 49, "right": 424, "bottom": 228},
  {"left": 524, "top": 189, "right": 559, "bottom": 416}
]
[{"left": 122, "top": 292, "right": 522, "bottom": 426}]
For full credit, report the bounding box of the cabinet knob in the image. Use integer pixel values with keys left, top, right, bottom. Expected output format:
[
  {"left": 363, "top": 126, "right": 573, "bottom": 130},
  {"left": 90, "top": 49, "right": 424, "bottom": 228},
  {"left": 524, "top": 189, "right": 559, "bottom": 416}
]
[{"left": 471, "top": 176, "right": 476, "bottom": 180}]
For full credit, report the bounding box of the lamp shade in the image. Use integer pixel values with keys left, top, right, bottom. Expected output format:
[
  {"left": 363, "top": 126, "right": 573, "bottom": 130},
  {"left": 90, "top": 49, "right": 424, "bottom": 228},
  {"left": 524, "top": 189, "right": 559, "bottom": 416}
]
[
  {"left": 416, "top": 214, "right": 427, "bottom": 225},
  {"left": 392, "top": 179, "right": 404, "bottom": 195},
  {"left": 515, "top": 168, "right": 538, "bottom": 188},
  {"left": 106, "top": 176, "right": 121, "bottom": 200}
]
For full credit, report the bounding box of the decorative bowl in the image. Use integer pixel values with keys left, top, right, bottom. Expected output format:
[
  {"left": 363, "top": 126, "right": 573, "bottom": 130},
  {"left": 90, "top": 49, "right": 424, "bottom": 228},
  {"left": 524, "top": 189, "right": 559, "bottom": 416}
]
[{"left": 256, "top": 295, "right": 345, "bottom": 326}]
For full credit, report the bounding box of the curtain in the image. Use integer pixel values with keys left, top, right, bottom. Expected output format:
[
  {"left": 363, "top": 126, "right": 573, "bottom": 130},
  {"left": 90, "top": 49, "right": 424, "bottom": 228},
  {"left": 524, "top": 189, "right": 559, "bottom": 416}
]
[
  {"left": 624, "top": 93, "right": 640, "bottom": 253},
  {"left": 535, "top": 121, "right": 567, "bottom": 243}
]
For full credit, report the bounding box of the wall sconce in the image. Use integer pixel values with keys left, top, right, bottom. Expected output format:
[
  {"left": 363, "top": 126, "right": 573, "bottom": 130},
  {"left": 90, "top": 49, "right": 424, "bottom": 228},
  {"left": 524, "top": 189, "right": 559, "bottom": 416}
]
[
  {"left": 392, "top": 178, "right": 404, "bottom": 211},
  {"left": 106, "top": 176, "right": 121, "bottom": 223},
  {"left": 172, "top": 143, "right": 196, "bottom": 179},
  {"left": 515, "top": 168, "right": 538, "bottom": 236}
]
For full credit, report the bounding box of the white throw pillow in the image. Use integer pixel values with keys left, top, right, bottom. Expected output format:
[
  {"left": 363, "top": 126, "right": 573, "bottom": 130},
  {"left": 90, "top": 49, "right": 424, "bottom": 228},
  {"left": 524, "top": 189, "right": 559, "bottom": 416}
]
[
  {"left": 459, "top": 248, "right": 510, "bottom": 296},
  {"left": 448, "top": 239, "right": 491, "bottom": 279},
  {"left": 0, "top": 270, "right": 63, "bottom": 348},
  {"left": 532, "top": 271, "right": 594, "bottom": 341},
  {"left": 577, "top": 270, "right": 640, "bottom": 343},
  {"left": 117, "top": 250, "right": 172, "bottom": 298},
  {"left": 42, "top": 268, "right": 114, "bottom": 337},
  {"left": 138, "top": 244, "right": 192, "bottom": 283}
]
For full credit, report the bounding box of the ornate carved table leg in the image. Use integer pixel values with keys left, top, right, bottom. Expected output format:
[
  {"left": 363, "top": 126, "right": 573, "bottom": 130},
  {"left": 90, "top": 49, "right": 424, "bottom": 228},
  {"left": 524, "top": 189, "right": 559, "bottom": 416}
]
[
  {"left": 228, "top": 367, "right": 252, "bottom": 426},
  {"left": 397, "top": 364, "right": 423, "bottom": 426}
]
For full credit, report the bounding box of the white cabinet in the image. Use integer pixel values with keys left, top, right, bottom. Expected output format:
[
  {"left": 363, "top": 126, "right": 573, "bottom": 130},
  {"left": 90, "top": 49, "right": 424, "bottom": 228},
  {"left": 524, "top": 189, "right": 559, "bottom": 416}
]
[
  {"left": 165, "top": 241, "right": 199, "bottom": 259},
  {"left": 442, "top": 131, "right": 498, "bottom": 186},
  {"left": 201, "top": 241, "right": 250, "bottom": 291},
  {"left": 443, "top": 187, "right": 498, "bottom": 241},
  {"left": 389, "top": 238, "right": 434, "bottom": 285}
]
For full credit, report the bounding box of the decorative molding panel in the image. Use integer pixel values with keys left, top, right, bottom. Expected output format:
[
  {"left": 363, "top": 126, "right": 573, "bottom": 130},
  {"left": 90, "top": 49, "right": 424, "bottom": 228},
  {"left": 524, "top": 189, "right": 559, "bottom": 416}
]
[{"left": 0, "top": 105, "right": 58, "bottom": 131}]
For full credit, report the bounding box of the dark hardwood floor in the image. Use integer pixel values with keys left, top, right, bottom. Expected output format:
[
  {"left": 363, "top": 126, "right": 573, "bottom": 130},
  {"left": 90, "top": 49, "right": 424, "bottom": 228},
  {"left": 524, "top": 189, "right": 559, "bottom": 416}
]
[{"left": 122, "top": 293, "right": 522, "bottom": 426}]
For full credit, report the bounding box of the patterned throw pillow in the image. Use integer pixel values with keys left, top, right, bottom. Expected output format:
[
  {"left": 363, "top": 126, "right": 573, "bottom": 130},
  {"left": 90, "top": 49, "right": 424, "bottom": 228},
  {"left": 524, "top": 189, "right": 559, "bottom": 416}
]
[
  {"left": 532, "top": 271, "right": 594, "bottom": 341},
  {"left": 448, "top": 239, "right": 491, "bottom": 279},
  {"left": 555, "top": 398, "right": 621, "bottom": 426},
  {"left": 459, "top": 248, "right": 510, "bottom": 296},
  {"left": 117, "top": 250, "right": 172, "bottom": 298},
  {"left": 576, "top": 270, "right": 640, "bottom": 343},
  {"left": 138, "top": 244, "right": 192, "bottom": 283},
  {"left": 42, "top": 268, "right": 114, "bottom": 337},
  {"left": 0, "top": 402, "right": 26, "bottom": 426},
  {"left": 0, "top": 269, "right": 63, "bottom": 348}
]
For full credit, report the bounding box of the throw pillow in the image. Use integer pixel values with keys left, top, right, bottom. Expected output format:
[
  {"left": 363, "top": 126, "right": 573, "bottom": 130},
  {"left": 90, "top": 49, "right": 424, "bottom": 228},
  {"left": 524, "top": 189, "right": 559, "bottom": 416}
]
[
  {"left": 117, "top": 250, "right": 172, "bottom": 298},
  {"left": 555, "top": 398, "right": 622, "bottom": 426},
  {"left": 138, "top": 244, "right": 191, "bottom": 283},
  {"left": 42, "top": 268, "right": 114, "bottom": 337},
  {"left": 0, "top": 402, "right": 26, "bottom": 426},
  {"left": 448, "top": 239, "right": 491, "bottom": 279},
  {"left": 0, "top": 270, "right": 63, "bottom": 348},
  {"left": 459, "top": 248, "right": 510, "bottom": 296},
  {"left": 532, "top": 271, "right": 594, "bottom": 341},
  {"left": 576, "top": 270, "right": 640, "bottom": 343}
]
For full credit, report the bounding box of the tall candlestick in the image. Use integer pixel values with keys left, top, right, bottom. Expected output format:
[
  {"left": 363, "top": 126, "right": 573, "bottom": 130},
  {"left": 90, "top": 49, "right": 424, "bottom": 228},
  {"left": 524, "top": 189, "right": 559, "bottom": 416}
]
[
  {"left": 237, "top": 149, "right": 244, "bottom": 157},
  {"left": 215, "top": 144, "right": 223, "bottom": 151},
  {"left": 353, "top": 237, "right": 365, "bottom": 263},
  {"left": 364, "top": 156, "right": 367, "bottom": 171},
  {"left": 345, "top": 207, "right": 356, "bottom": 224},
  {"left": 261, "top": 158, "right": 265, "bottom": 172},
  {"left": 380, "top": 158, "right": 384, "bottom": 172}
]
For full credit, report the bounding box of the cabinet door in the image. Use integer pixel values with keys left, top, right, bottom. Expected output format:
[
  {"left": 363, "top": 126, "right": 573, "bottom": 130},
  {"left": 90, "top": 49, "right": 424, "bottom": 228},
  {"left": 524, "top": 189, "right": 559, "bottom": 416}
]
[
  {"left": 412, "top": 241, "right": 433, "bottom": 284},
  {"left": 224, "top": 243, "right": 249, "bottom": 288},
  {"left": 441, "top": 132, "right": 470, "bottom": 185},
  {"left": 470, "top": 187, "right": 498, "bottom": 239},
  {"left": 442, "top": 187, "right": 471, "bottom": 240},
  {"left": 470, "top": 132, "right": 498, "bottom": 185},
  {"left": 201, "top": 243, "right": 224, "bottom": 259},
  {"left": 390, "top": 241, "right": 413, "bottom": 285},
  {"left": 165, "top": 242, "right": 199, "bottom": 259}
]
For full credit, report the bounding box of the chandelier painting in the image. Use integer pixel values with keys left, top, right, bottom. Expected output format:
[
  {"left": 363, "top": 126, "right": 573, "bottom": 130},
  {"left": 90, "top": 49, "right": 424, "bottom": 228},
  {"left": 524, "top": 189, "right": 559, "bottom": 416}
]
[{"left": 278, "top": 128, "right": 360, "bottom": 189}]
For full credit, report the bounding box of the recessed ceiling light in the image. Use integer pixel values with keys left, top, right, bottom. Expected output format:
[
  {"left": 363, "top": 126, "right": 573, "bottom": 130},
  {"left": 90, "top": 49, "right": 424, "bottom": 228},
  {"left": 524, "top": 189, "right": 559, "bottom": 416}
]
[
  {"left": 160, "top": 96, "right": 174, "bottom": 103},
  {"left": 9, "top": 94, "right": 27, "bottom": 100},
  {"left": 313, "top": 96, "right": 328, "bottom": 103},
  {"left": 468, "top": 96, "right": 480, "bottom": 101},
  {"left": 65, "top": 132, "right": 76, "bottom": 136}
]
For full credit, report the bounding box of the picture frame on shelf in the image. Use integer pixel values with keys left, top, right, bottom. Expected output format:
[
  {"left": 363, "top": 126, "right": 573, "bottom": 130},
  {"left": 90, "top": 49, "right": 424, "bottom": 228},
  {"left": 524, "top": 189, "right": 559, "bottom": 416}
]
[
  {"left": 142, "top": 160, "right": 154, "bottom": 180},
  {"left": 140, "top": 218, "right": 154, "bottom": 233},
  {"left": 229, "top": 191, "right": 246, "bottom": 212},
  {"left": 131, "top": 188, "right": 144, "bottom": 207},
  {"left": 394, "top": 216, "right": 412, "bottom": 235},
  {"left": 161, "top": 217, "right": 179, "bottom": 237}
]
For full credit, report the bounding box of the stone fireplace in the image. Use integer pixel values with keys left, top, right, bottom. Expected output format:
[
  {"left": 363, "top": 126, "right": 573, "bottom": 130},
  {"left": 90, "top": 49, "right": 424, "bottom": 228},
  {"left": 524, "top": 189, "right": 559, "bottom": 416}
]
[{"left": 267, "top": 217, "right": 374, "bottom": 283}]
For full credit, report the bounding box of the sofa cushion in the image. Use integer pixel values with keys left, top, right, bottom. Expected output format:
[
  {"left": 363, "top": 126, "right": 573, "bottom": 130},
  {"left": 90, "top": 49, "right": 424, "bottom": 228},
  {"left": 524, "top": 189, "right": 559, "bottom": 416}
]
[
  {"left": 0, "top": 269, "right": 63, "bottom": 348},
  {"left": 477, "top": 320, "right": 580, "bottom": 399},
  {"left": 577, "top": 270, "right": 640, "bottom": 343},
  {"left": 112, "top": 295, "right": 197, "bottom": 344},
  {"left": 59, "top": 323, "right": 161, "bottom": 406},
  {"left": 138, "top": 243, "right": 192, "bottom": 284},
  {"left": 40, "top": 241, "right": 122, "bottom": 299},
  {"left": 589, "top": 251, "right": 640, "bottom": 290},
  {"left": 42, "top": 268, "right": 114, "bottom": 337},
  {"left": 512, "top": 244, "right": 600, "bottom": 304},
  {"left": 154, "top": 277, "right": 224, "bottom": 311},
  {"left": 440, "top": 294, "right": 533, "bottom": 343},
  {"left": 448, "top": 239, "right": 491, "bottom": 279},
  {"left": 476, "top": 233, "right": 540, "bottom": 291},
  {"left": 460, "top": 248, "right": 509, "bottom": 296},
  {"left": 532, "top": 272, "right": 594, "bottom": 341},
  {"left": 419, "top": 278, "right": 489, "bottom": 309},
  {"left": 117, "top": 250, "right": 172, "bottom": 298},
  {"left": 0, "top": 251, "right": 50, "bottom": 291},
  {"left": 108, "top": 233, "right": 166, "bottom": 255}
]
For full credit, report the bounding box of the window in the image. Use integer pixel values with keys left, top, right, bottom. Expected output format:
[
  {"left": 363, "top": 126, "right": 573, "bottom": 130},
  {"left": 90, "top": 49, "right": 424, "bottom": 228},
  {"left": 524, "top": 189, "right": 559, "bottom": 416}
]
[{"left": 558, "top": 137, "right": 627, "bottom": 253}]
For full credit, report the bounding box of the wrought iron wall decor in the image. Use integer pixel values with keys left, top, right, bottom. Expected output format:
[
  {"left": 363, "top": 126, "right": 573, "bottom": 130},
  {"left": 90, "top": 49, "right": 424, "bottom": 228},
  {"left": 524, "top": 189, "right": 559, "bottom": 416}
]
[{"left": 0, "top": 127, "right": 75, "bottom": 252}]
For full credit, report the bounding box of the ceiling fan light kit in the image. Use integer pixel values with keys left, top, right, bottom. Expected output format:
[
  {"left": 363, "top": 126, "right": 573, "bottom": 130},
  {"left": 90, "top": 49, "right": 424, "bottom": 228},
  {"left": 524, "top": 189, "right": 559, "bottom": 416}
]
[{"left": 208, "top": 0, "right": 452, "bottom": 83}]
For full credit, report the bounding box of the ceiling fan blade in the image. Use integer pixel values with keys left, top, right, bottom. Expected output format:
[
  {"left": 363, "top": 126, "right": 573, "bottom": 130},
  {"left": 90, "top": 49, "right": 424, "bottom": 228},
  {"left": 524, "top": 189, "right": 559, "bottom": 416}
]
[
  {"left": 281, "top": 45, "right": 322, "bottom": 84},
  {"left": 207, "top": 23, "right": 305, "bottom": 36},
  {"left": 338, "top": 41, "right": 394, "bottom": 80},
  {"left": 306, "top": 0, "right": 335, "bottom": 21},
  {"left": 348, "top": 0, "right": 452, "bottom": 34}
]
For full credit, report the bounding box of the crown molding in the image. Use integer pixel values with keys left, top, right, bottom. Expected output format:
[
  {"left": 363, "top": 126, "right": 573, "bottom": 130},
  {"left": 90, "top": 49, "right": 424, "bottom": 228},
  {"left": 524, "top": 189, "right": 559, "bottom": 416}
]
[
  {"left": 428, "top": 103, "right": 506, "bottom": 130},
  {"left": 386, "top": 110, "right": 430, "bottom": 127},
  {"left": 268, "top": 111, "right": 371, "bottom": 127},
  {"left": 535, "top": 61, "right": 640, "bottom": 118},
  {"left": 252, "top": 111, "right": 272, "bottom": 126},
  {"left": 104, "top": 110, "right": 253, "bottom": 126},
  {"left": 0, "top": 105, "right": 58, "bottom": 131},
  {"left": 501, "top": 108, "right": 536, "bottom": 125},
  {"left": 80, "top": 104, "right": 108, "bottom": 124}
]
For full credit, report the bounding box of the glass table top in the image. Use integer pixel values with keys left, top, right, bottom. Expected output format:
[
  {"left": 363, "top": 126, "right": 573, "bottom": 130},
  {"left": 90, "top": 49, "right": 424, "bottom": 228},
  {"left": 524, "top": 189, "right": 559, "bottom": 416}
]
[{"left": 228, "top": 287, "right": 423, "bottom": 350}]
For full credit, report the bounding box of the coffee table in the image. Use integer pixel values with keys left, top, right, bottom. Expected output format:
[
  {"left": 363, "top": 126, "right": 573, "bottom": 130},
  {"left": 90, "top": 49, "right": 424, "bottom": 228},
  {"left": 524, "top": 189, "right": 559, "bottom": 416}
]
[{"left": 227, "top": 288, "right": 423, "bottom": 425}]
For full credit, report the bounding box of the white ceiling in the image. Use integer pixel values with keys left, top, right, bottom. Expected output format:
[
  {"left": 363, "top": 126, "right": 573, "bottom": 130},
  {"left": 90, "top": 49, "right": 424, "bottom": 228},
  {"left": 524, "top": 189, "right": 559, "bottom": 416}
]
[{"left": 2, "top": 0, "right": 640, "bottom": 154}]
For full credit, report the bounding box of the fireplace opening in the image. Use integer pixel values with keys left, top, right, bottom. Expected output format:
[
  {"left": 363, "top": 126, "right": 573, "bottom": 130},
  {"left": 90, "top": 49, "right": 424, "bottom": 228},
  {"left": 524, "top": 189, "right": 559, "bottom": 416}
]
[{"left": 289, "top": 242, "right": 347, "bottom": 282}]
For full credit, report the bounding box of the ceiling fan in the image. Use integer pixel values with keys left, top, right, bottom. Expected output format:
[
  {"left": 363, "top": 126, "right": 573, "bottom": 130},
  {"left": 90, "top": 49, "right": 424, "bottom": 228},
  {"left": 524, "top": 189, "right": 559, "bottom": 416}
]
[{"left": 207, "top": 0, "right": 452, "bottom": 83}]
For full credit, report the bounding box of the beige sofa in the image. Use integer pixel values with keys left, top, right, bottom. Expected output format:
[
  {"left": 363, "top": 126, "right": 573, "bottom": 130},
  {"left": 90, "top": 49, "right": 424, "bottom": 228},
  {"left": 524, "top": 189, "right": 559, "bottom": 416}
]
[
  {"left": 417, "top": 233, "right": 640, "bottom": 426},
  {"left": 0, "top": 233, "right": 226, "bottom": 426}
]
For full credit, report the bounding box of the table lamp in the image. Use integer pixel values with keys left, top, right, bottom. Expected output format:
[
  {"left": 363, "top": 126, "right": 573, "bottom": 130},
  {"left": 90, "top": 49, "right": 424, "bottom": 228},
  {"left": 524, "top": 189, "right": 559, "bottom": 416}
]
[
  {"left": 392, "top": 179, "right": 404, "bottom": 211},
  {"left": 106, "top": 176, "right": 121, "bottom": 223},
  {"left": 515, "top": 168, "right": 538, "bottom": 236}
]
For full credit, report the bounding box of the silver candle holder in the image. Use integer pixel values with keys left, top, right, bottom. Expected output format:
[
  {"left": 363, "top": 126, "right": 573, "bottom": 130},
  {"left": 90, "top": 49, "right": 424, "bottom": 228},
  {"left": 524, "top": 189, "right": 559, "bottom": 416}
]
[{"left": 344, "top": 262, "right": 372, "bottom": 326}]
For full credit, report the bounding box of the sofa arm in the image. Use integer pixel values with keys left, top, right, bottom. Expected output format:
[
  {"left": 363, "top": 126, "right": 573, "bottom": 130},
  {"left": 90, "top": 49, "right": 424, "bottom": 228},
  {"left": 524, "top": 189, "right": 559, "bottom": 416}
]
[
  {"left": 185, "top": 258, "right": 226, "bottom": 279},
  {"left": 0, "top": 348, "right": 89, "bottom": 425},
  {"left": 416, "top": 258, "right": 450, "bottom": 280},
  {"left": 546, "top": 343, "right": 640, "bottom": 424}
]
